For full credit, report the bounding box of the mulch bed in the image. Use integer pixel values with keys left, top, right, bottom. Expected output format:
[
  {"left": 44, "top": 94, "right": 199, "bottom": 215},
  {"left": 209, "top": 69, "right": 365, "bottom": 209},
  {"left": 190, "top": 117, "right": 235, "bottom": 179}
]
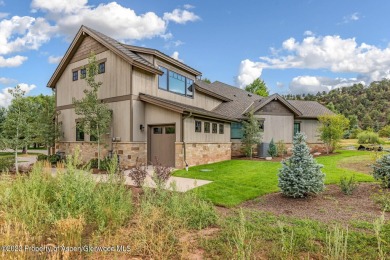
[{"left": 241, "top": 183, "right": 389, "bottom": 224}]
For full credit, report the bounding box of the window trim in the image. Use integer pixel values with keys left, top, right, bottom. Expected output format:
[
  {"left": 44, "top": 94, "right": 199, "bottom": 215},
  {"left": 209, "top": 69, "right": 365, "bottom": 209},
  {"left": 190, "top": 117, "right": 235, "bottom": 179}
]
[{"left": 293, "top": 122, "right": 301, "bottom": 136}]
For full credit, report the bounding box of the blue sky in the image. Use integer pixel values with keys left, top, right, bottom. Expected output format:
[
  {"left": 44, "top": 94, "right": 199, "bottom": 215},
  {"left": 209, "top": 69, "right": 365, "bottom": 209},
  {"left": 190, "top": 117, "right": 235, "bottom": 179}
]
[{"left": 1, "top": 0, "right": 390, "bottom": 106}]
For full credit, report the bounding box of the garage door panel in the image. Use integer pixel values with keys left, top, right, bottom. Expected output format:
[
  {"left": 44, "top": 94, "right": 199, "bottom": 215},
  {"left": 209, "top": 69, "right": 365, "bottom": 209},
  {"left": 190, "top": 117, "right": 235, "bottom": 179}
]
[{"left": 150, "top": 125, "right": 175, "bottom": 167}]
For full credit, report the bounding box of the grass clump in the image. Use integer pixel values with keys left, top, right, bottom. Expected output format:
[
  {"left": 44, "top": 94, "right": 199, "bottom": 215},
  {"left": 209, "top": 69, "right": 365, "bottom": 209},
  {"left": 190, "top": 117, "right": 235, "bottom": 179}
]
[{"left": 372, "top": 190, "right": 390, "bottom": 212}]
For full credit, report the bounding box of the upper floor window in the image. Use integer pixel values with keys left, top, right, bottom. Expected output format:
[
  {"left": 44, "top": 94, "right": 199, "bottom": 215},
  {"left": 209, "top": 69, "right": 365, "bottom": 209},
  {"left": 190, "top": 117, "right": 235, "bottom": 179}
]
[
  {"left": 80, "top": 68, "right": 86, "bottom": 79},
  {"left": 98, "top": 62, "right": 105, "bottom": 74},
  {"left": 158, "top": 66, "right": 194, "bottom": 98},
  {"left": 72, "top": 71, "right": 78, "bottom": 81}
]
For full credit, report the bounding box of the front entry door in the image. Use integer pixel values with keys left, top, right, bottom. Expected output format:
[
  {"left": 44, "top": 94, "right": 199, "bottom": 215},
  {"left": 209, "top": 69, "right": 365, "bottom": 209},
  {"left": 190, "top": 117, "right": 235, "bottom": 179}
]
[{"left": 150, "top": 125, "right": 176, "bottom": 167}]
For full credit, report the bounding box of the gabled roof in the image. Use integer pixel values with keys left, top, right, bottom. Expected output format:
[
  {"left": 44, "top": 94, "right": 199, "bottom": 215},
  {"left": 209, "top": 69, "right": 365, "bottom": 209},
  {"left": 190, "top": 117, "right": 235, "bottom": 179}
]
[
  {"left": 287, "top": 100, "right": 334, "bottom": 118},
  {"left": 248, "top": 94, "right": 303, "bottom": 116},
  {"left": 123, "top": 44, "right": 202, "bottom": 76},
  {"left": 139, "top": 93, "right": 238, "bottom": 122},
  {"left": 47, "top": 25, "right": 162, "bottom": 88}
]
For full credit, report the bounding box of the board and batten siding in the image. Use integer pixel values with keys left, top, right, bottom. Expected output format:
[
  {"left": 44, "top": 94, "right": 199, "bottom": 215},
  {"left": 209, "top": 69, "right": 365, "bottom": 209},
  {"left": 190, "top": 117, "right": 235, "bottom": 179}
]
[
  {"left": 257, "top": 114, "right": 294, "bottom": 144},
  {"left": 184, "top": 117, "right": 230, "bottom": 143},
  {"left": 57, "top": 100, "right": 131, "bottom": 142},
  {"left": 300, "top": 119, "right": 321, "bottom": 143},
  {"left": 70, "top": 36, "right": 108, "bottom": 64},
  {"left": 56, "top": 49, "right": 132, "bottom": 107}
]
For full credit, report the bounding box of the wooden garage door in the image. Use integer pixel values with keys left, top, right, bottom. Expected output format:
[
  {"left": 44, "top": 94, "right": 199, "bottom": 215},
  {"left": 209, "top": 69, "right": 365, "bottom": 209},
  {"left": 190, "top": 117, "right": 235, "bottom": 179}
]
[{"left": 150, "top": 125, "right": 176, "bottom": 167}]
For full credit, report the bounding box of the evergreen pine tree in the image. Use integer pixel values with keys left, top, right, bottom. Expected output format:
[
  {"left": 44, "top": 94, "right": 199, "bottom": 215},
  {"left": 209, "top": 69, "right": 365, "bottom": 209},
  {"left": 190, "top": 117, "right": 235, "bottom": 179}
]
[
  {"left": 267, "top": 138, "right": 278, "bottom": 157},
  {"left": 278, "top": 133, "right": 325, "bottom": 198},
  {"left": 372, "top": 154, "right": 390, "bottom": 188}
]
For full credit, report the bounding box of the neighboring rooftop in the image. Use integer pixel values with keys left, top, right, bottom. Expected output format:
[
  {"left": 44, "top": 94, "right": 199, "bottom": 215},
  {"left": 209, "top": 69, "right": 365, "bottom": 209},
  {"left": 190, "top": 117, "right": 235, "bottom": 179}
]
[{"left": 287, "top": 100, "right": 334, "bottom": 118}]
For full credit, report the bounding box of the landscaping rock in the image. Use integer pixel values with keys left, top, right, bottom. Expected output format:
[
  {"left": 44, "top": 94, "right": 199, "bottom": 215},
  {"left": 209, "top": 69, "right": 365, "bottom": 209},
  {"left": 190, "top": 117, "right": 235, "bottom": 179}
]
[
  {"left": 313, "top": 152, "right": 321, "bottom": 156},
  {"left": 265, "top": 157, "right": 272, "bottom": 161}
]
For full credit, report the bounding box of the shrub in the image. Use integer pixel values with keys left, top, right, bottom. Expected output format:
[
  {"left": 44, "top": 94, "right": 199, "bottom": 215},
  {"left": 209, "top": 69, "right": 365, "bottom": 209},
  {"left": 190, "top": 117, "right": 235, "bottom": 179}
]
[
  {"left": 37, "top": 154, "right": 48, "bottom": 161},
  {"left": 372, "top": 190, "right": 390, "bottom": 212},
  {"left": 128, "top": 157, "right": 148, "bottom": 187},
  {"left": 0, "top": 148, "right": 132, "bottom": 235},
  {"left": 358, "top": 131, "right": 381, "bottom": 145},
  {"left": 379, "top": 125, "right": 390, "bottom": 138},
  {"left": 153, "top": 159, "right": 172, "bottom": 188},
  {"left": 339, "top": 175, "right": 358, "bottom": 195},
  {"left": 0, "top": 156, "right": 14, "bottom": 172},
  {"left": 268, "top": 138, "right": 278, "bottom": 157},
  {"left": 88, "top": 157, "right": 111, "bottom": 171},
  {"left": 372, "top": 154, "right": 390, "bottom": 188},
  {"left": 278, "top": 133, "right": 325, "bottom": 198},
  {"left": 48, "top": 154, "right": 61, "bottom": 164},
  {"left": 276, "top": 140, "right": 287, "bottom": 157}
]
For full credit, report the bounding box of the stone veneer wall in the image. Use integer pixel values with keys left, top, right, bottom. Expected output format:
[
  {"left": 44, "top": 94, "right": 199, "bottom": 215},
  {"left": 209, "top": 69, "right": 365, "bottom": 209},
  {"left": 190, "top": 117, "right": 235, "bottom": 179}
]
[
  {"left": 175, "top": 142, "right": 231, "bottom": 169},
  {"left": 230, "top": 141, "right": 325, "bottom": 157},
  {"left": 56, "top": 142, "right": 146, "bottom": 169}
]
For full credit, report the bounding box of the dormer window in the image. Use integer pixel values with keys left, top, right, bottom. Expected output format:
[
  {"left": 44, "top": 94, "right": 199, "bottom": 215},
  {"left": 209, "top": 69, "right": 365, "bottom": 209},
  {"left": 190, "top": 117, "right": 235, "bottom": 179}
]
[{"left": 158, "top": 66, "right": 194, "bottom": 98}]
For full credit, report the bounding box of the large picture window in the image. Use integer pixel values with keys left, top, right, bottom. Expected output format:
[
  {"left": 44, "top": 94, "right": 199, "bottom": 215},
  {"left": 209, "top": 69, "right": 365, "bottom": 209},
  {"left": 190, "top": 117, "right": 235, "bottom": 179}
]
[{"left": 158, "top": 66, "right": 194, "bottom": 98}]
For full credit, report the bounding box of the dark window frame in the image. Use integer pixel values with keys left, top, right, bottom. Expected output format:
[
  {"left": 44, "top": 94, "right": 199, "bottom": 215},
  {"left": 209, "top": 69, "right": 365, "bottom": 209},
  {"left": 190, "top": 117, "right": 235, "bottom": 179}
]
[
  {"left": 212, "top": 123, "right": 218, "bottom": 134},
  {"left": 204, "top": 122, "right": 210, "bottom": 133},
  {"left": 72, "top": 71, "right": 78, "bottom": 81},
  {"left": 294, "top": 122, "right": 301, "bottom": 136},
  {"left": 165, "top": 126, "right": 175, "bottom": 134},
  {"left": 98, "top": 62, "right": 105, "bottom": 74},
  {"left": 80, "top": 68, "right": 86, "bottom": 79},
  {"left": 219, "top": 124, "right": 224, "bottom": 134},
  {"left": 231, "top": 122, "right": 243, "bottom": 139},
  {"left": 158, "top": 66, "right": 194, "bottom": 98},
  {"left": 153, "top": 127, "right": 163, "bottom": 134},
  {"left": 195, "top": 120, "right": 202, "bottom": 132},
  {"left": 76, "top": 122, "right": 84, "bottom": 141}
]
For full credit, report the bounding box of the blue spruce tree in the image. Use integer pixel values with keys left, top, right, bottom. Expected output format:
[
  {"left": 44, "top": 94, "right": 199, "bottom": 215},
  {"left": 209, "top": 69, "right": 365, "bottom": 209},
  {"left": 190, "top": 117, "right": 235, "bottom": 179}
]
[{"left": 278, "top": 133, "right": 325, "bottom": 198}]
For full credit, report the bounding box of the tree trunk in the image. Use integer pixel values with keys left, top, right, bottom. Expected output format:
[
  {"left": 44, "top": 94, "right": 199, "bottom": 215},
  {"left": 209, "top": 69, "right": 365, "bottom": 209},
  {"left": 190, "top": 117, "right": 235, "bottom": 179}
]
[
  {"left": 97, "top": 125, "right": 100, "bottom": 170},
  {"left": 15, "top": 148, "right": 18, "bottom": 173}
]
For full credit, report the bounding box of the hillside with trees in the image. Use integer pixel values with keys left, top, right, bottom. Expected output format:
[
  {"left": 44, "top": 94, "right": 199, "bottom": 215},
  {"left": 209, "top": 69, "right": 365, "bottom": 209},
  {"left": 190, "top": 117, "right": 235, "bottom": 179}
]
[{"left": 284, "top": 79, "right": 390, "bottom": 132}]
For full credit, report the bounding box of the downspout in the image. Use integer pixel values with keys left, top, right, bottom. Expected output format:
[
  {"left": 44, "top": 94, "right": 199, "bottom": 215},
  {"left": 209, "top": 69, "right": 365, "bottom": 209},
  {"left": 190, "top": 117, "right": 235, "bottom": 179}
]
[{"left": 182, "top": 112, "right": 192, "bottom": 171}]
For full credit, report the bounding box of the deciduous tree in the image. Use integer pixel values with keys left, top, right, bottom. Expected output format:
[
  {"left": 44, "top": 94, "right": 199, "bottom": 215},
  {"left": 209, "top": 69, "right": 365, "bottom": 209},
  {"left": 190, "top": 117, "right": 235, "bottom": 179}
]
[
  {"left": 241, "top": 111, "right": 262, "bottom": 158},
  {"left": 318, "top": 114, "right": 349, "bottom": 154},
  {"left": 73, "top": 54, "right": 112, "bottom": 169},
  {"left": 245, "top": 78, "right": 269, "bottom": 97}
]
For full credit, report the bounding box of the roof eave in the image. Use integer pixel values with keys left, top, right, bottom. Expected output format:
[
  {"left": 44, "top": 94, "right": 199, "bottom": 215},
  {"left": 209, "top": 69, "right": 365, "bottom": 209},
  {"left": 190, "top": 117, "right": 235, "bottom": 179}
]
[{"left": 195, "top": 84, "right": 232, "bottom": 102}]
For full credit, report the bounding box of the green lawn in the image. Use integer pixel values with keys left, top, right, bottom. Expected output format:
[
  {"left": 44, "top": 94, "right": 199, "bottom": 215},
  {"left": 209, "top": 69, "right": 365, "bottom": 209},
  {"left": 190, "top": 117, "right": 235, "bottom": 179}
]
[{"left": 173, "top": 150, "right": 375, "bottom": 207}]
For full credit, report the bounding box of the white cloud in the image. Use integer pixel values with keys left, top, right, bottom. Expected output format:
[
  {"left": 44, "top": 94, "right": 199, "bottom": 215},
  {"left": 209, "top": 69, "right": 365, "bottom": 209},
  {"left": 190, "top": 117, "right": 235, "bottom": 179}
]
[
  {"left": 276, "top": 82, "right": 284, "bottom": 88},
  {"left": 0, "top": 83, "right": 36, "bottom": 107},
  {"left": 0, "top": 16, "right": 56, "bottom": 56},
  {"left": 171, "top": 51, "right": 183, "bottom": 62},
  {"left": 237, "top": 34, "right": 390, "bottom": 90},
  {"left": 183, "top": 4, "right": 195, "bottom": 9},
  {"left": 0, "top": 55, "right": 28, "bottom": 67},
  {"left": 343, "top": 12, "right": 360, "bottom": 23},
  {"left": 0, "top": 13, "right": 8, "bottom": 19},
  {"left": 48, "top": 55, "right": 63, "bottom": 64},
  {"left": 31, "top": 0, "right": 87, "bottom": 14},
  {"left": 163, "top": 9, "right": 200, "bottom": 24},
  {"left": 0, "top": 77, "right": 16, "bottom": 85},
  {"left": 32, "top": 1, "right": 199, "bottom": 42},
  {"left": 289, "top": 76, "right": 364, "bottom": 94},
  {"left": 304, "top": 30, "right": 314, "bottom": 36},
  {"left": 236, "top": 59, "right": 263, "bottom": 88}
]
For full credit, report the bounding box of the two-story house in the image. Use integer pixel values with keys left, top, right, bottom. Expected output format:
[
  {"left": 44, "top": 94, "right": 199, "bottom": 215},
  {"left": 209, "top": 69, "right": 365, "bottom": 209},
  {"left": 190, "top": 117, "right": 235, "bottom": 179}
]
[{"left": 48, "top": 26, "right": 332, "bottom": 169}]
